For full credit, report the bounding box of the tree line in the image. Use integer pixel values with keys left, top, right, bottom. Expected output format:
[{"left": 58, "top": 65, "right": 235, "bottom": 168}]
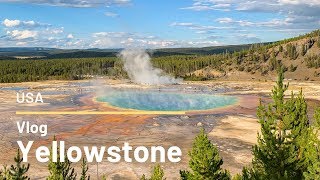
[
  {"left": 0, "top": 58, "right": 116, "bottom": 83},
  {"left": 1, "top": 69, "right": 319, "bottom": 179}
]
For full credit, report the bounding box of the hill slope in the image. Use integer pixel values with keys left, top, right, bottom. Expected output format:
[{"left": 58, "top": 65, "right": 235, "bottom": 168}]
[{"left": 190, "top": 30, "right": 320, "bottom": 81}]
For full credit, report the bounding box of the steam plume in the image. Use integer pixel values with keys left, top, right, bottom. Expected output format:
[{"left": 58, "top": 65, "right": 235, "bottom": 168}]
[{"left": 118, "top": 49, "right": 181, "bottom": 85}]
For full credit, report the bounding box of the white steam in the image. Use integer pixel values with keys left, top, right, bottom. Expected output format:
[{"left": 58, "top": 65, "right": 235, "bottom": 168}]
[{"left": 118, "top": 49, "right": 181, "bottom": 85}]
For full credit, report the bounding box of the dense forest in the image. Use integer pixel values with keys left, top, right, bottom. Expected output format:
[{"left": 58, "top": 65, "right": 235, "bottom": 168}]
[
  {"left": 0, "top": 54, "right": 228, "bottom": 82},
  {"left": 0, "top": 58, "right": 116, "bottom": 83},
  {"left": 0, "top": 30, "right": 319, "bottom": 83}
]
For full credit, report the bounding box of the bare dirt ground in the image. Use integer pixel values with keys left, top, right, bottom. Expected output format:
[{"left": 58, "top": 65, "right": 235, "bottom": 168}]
[{"left": 0, "top": 79, "right": 319, "bottom": 179}]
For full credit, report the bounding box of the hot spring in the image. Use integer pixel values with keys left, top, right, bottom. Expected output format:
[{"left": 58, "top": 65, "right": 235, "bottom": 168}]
[
  {"left": 99, "top": 49, "right": 238, "bottom": 111},
  {"left": 96, "top": 90, "right": 238, "bottom": 111}
]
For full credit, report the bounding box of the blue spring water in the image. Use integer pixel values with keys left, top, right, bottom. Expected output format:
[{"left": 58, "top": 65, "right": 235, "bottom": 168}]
[
  {"left": 96, "top": 90, "right": 237, "bottom": 111},
  {"left": 0, "top": 87, "right": 27, "bottom": 91}
]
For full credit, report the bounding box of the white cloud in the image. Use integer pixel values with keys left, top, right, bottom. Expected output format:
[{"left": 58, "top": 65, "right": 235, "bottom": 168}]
[
  {"left": 93, "top": 32, "right": 129, "bottom": 38},
  {"left": 48, "top": 27, "right": 64, "bottom": 34},
  {"left": 90, "top": 31, "right": 224, "bottom": 48},
  {"left": 216, "top": 17, "right": 290, "bottom": 27},
  {"left": 111, "top": 0, "right": 131, "bottom": 5},
  {"left": 206, "top": 35, "right": 222, "bottom": 40},
  {"left": 279, "top": 0, "right": 320, "bottom": 6},
  {"left": 1, "top": 26, "right": 224, "bottom": 48},
  {"left": 67, "top": 34, "right": 74, "bottom": 39},
  {"left": 236, "top": 34, "right": 261, "bottom": 43},
  {"left": 186, "top": 40, "right": 221, "bottom": 47},
  {"left": 181, "top": 0, "right": 231, "bottom": 11},
  {"left": 170, "top": 21, "right": 233, "bottom": 37},
  {"left": 136, "top": 39, "right": 176, "bottom": 48},
  {"left": 2, "top": 18, "right": 48, "bottom": 28},
  {"left": 171, "top": 22, "right": 232, "bottom": 31},
  {"left": 2, "top": 19, "right": 20, "bottom": 27},
  {"left": 16, "top": 41, "right": 28, "bottom": 46},
  {"left": 183, "top": 0, "right": 320, "bottom": 32},
  {"left": 23, "top": 20, "right": 36, "bottom": 26},
  {"left": 216, "top": 17, "right": 233, "bottom": 24},
  {"left": 195, "top": 30, "right": 211, "bottom": 34},
  {"left": 90, "top": 32, "right": 179, "bottom": 48},
  {"left": 215, "top": 16, "right": 319, "bottom": 30},
  {"left": 7, "top": 30, "right": 38, "bottom": 40},
  {"left": 0, "top": 18, "right": 84, "bottom": 48},
  {"left": 170, "top": 22, "right": 195, "bottom": 27},
  {"left": 104, "top": 12, "right": 119, "bottom": 17},
  {"left": 183, "top": 0, "right": 320, "bottom": 12},
  {"left": 235, "top": 0, "right": 320, "bottom": 17},
  {"left": 0, "top": 0, "right": 132, "bottom": 8}
]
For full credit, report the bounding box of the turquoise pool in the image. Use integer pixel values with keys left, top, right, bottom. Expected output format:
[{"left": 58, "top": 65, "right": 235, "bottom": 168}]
[{"left": 96, "top": 90, "right": 237, "bottom": 111}]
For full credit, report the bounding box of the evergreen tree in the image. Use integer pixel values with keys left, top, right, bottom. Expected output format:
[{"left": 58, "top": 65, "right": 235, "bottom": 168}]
[
  {"left": 9, "top": 149, "right": 30, "bottom": 180},
  {"left": 303, "top": 108, "right": 320, "bottom": 179},
  {"left": 279, "top": 45, "right": 283, "bottom": 52},
  {"left": 315, "top": 108, "right": 320, "bottom": 128},
  {"left": 47, "top": 136, "right": 77, "bottom": 180},
  {"left": 0, "top": 169, "right": 4, "bottom": 180},
  {"left": 252, "top": 67, "right": 296, "bottom": 179},
  {"left": 140, "top": 174, "right": 147, "bottom": 180},
  {"left": 251, "top": 67, "right": 320, "bottom": 179},
  {"left": 150, "top": 164, "right": 165, "bottom": 180},
  {"left": 286, "top": 44, "right": 299, "bottom": 60},
  {"left": 232, "top": 167, "right": 260, "bottom": 180},
  {"left": 101, "top": 174, "right": 107, "bottom": 180},
  {"left": 140, "top": 164, "right": 165, "bottom": 180},
  {"left": 80, "top": 158, "right": 90, "bottom": 180},
  {"left": 180, "top": 128, "right": 230, "bottom": 180},
  {"left": 0, "top": 165, "right": 10, "bottom": 180},
  {"left": 301, "top": 44, "right": 308, "bottom": 56}
]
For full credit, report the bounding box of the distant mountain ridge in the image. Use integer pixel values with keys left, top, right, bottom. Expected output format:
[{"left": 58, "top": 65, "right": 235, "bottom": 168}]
[
  {"left": 0, "top": 43, "right": 264, "bottom": 59},
  {"left": 0, "top": 47, "right": 57, "bottom": 52}
]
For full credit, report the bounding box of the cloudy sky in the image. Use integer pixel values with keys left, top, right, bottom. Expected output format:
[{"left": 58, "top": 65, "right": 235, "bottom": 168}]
[{"left": 0, "top": 0, "right": 319, "bottom": 49}]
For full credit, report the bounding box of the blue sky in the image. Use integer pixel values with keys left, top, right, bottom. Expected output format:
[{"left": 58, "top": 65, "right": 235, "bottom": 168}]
[{"left": 0, "top": 0, "right": 319, "bottom": 49}]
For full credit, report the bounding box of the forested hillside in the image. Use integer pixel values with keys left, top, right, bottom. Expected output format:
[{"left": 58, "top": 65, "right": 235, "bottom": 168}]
[{"left": 0, "top": 30, "right": 319, "bottom": 83}]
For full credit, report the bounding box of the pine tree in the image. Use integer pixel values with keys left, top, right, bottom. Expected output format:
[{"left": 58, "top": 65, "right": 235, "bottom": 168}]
[
  {"left": 47, "top": 136, "right": 77, "bottom": 180},
  {"left": 0, "top": 165, "right": 10, "bottom": 180},
  {"left": 252, "top": 67, "right": 295, "bottom": 179},
  {"left": 232, "top": 167, "right": 259, "bottom": 180},
  {"left": 0, "top": 167, "right": 4, "bottom": 180},
  {"left": 0, "top": 170, "right": 3, "bottom": 180},
  {"left": 180, "top": 128, "right": 230, "bottom": 180},
  {"left": 315, "top": 108, "right": 320, "bottom": 128},
  {"left": 279, "top": 45, "right": 283, "bottom": 52},
  {"left": 101, "top": 174, "right": 107, "bottom": 180},
  {"left": 140, "top": 174, "right": 147, "bottom": 180},
  {"left": 80, "top": 158, "right": 90, "bottom": 180},
  {"left": 251, "top": 67, "right": 320, "bottom": 179},
  {"left": 9, "top": 149, "right": 30, "bottom": 180},
  {"left": 150, "top": 164, "right": 165, "bottom": 180},
  {"left": 301, "top": 44, "right": 308, "bottom": 56},
  {"left": 140, "top": 164, "right": 165, "bottom": 180},
  {"left": 286, "top": 44, "right": 299, "bottom": 60},
  {"left": 303, "top": 108, "right": 320, "bottom": 179}
]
